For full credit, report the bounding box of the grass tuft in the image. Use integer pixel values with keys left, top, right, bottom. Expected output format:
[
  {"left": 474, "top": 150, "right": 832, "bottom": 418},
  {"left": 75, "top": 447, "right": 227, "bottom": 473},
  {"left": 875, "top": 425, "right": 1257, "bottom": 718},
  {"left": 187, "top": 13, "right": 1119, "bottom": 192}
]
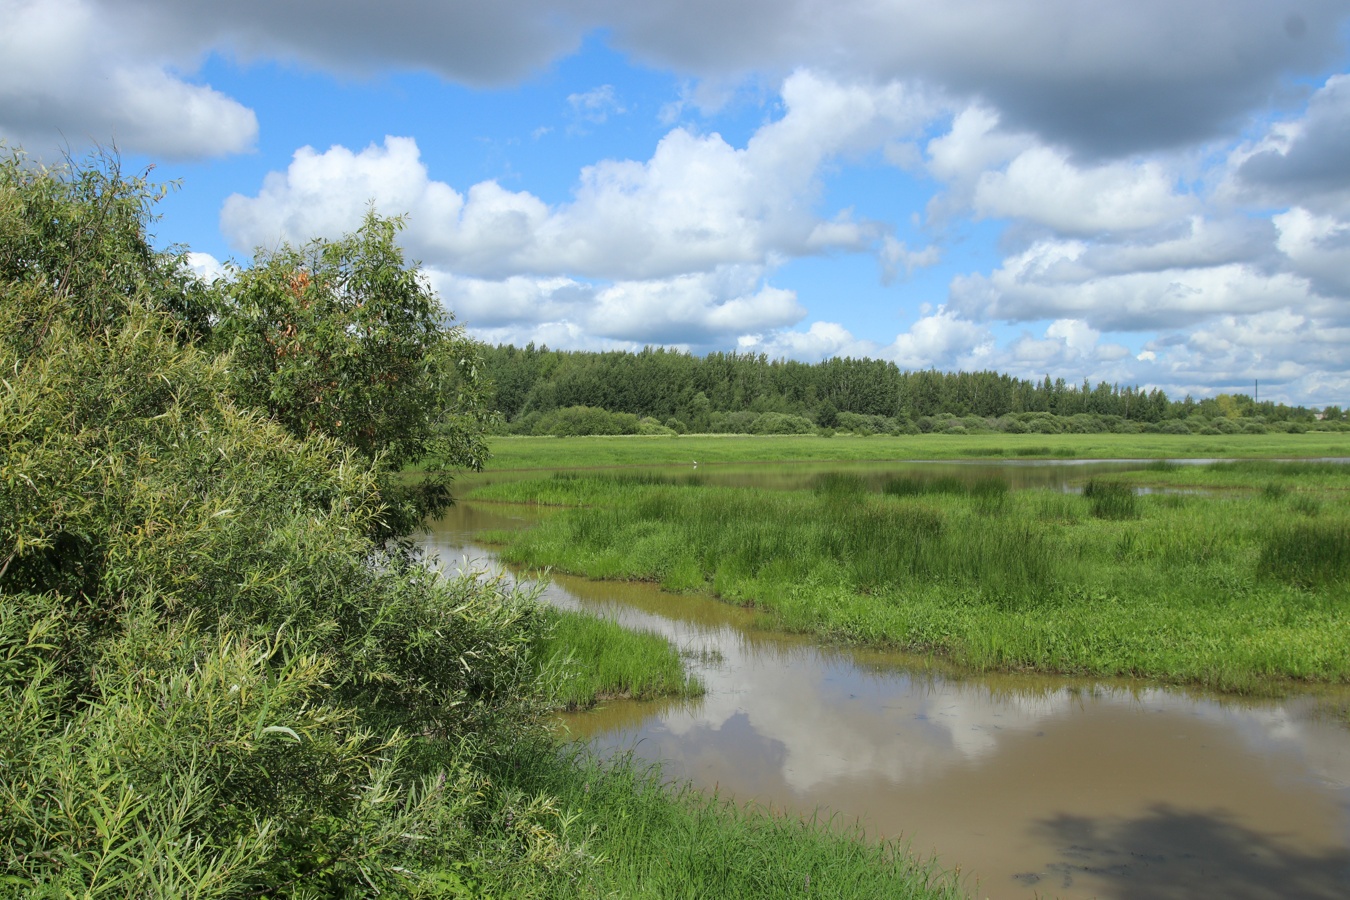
[
  {"left": 1083, "top": 479, "right": 1139, "bottom": 519},
  {"left": 1259, "top": 520, "right": 1349, "bottom": 588},
  {"left": 536, "top": 608, "right": 703, "bottom": 710}
]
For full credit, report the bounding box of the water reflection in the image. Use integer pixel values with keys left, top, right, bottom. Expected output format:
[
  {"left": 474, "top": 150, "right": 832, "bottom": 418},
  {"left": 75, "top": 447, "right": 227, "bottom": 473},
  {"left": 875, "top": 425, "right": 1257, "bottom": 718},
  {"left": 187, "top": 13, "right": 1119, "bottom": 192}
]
[{"left": 421, "top": 501, "right": 1350, "bottom": 900}]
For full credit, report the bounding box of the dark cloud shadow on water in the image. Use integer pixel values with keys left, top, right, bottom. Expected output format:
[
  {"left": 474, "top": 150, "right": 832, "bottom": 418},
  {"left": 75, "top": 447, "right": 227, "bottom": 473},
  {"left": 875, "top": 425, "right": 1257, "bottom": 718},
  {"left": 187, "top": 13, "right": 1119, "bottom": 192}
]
[{"left": 1015, "top": 805, "right": 1350, "bottom": 900}]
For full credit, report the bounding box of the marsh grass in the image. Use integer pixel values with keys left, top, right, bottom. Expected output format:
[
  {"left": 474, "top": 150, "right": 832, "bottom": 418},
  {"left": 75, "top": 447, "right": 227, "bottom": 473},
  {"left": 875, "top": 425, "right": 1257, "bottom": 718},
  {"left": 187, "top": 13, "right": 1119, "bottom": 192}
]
[
  {"left": 812, "top": 472, "right": 870, "bottom": 496},
  {"left": 1083, "top": 479, "right": 1139, "bottom": 519},
  {"left": 1262, "top": 482, "right": 1290, "bottom": 501},
  {"left": 1291, "top": 494, "right": 1324, "bottom": 517},
  {"left": 1259, "top": 520, "right": 1350, "bottom": 588},
  {"left": 1113, "top": 459, "right": 1350, "bottom": 492},
  {"left": 537, "top": 608, "right": 703, "bottom": 710},
  {"left": 476, "top": 464, "right": 1350, "bottom": 688}
]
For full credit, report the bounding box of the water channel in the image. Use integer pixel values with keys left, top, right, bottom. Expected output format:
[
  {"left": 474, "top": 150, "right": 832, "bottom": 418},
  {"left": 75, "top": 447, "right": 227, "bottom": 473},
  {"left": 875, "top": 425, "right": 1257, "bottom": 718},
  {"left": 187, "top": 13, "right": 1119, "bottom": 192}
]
[{"left": 421, "top": 460, "right": 1350, "bottom": 900}]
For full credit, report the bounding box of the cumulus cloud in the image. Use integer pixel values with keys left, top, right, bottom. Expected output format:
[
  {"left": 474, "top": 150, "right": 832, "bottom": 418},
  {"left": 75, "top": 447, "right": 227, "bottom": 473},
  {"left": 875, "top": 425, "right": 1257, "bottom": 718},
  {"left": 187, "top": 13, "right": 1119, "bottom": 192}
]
[
  {"left": 950, "top": 239, "right": 1317, "bottom": 332},
  {"left": 185, "top": 252, "right": 228, "bottom": 283},
  {"left": 1232, "top": 74, "right": 1350, "bottom": 213},
  {"left": 880, "top": 236, "right": 940, "bottom": 283},
  {"left": 212, "top": 71, "right": 942, "bottom": 349},
  {"left": 428, "top": 266, "right": 804, "bottom": 349},
  {"left": 924, "top": 106, "right": 1194, "bottom": 235},
  {"left": 881, "top": 305, "right": 995, "bottom": 370},
  {"left": 745, "top": 311, "right": 1138, "bottom": 388},
  {"left": 0, "top": 0, "right": 256, "bottom": 158},
  {"left": 737, "top": 321, "right": 868, "bottom": 363},
  {"left": 1142, "top": 311, "right": 1350, "bottom": 397},
  {"left": 604, "top": 0, "right": 1349, "bottom": 158},
  {"left": 971, "top": 148, "right": 1191, "bottom": 235},
  {"left": 13, "top": 0, "right": 1342, "bottom": 162},
  {"left": 222, "top": 71, "right": 930, "bottom": 279}
]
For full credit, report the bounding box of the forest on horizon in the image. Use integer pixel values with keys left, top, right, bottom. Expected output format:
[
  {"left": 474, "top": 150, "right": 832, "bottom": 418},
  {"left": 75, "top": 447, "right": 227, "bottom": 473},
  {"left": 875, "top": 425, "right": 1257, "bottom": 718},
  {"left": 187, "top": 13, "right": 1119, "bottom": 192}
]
[{"left": 480, "top": 343, "right": 1346, "bottom": 438}]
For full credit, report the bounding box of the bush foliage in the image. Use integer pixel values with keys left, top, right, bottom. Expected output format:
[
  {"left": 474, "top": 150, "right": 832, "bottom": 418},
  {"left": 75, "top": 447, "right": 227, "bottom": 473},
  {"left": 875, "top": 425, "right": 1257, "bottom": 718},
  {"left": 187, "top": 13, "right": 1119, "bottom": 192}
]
[{"left": 0, "top": 152, "right": 565, "bottom": 896}]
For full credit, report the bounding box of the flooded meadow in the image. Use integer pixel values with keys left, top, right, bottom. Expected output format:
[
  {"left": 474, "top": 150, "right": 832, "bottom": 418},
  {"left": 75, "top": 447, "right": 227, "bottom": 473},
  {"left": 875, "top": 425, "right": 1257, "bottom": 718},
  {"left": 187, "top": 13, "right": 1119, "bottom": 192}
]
[{"left": 422, "top": 460, "right": 1350, "bottom": 899}]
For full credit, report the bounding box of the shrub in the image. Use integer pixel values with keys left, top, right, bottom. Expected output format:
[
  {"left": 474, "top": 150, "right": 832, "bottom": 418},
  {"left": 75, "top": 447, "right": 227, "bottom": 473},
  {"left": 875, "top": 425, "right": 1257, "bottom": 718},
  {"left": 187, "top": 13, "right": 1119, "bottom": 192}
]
[
  {"left": 212, "top": 210, "right": 494, "bottom": 539},
  {"left": 750, "top": 412, "right": 815, "bottom": 435},
  {"left": 0, "top": 154, "right": 575, "bottom": 896},
  {"left": 535, "top": 405, "right": 639, "bottom": 436}
]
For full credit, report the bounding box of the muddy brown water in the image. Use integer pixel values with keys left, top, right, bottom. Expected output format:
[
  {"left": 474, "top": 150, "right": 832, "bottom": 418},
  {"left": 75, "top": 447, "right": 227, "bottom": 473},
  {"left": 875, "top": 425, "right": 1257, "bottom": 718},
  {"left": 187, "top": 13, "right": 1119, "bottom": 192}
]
[{"left": 421, "top": 461, "right": 1350, "bottom": 900}]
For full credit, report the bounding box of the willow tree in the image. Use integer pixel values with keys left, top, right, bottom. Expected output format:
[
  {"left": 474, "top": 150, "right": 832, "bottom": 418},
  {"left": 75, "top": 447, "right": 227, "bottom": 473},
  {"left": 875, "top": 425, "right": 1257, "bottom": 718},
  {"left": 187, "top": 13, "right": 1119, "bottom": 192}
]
[{"left": 211, "top": 211, "right": 493, "bottom": 540}]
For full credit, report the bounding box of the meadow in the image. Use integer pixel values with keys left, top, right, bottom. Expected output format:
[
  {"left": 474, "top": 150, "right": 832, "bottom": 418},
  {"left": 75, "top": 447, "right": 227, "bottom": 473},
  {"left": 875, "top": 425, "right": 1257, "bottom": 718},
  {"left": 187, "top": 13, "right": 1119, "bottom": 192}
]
[
  {"left": 471, "top": 448, "right": 1350, "bottom": 691},
  {"left": 478, "top": 430, "right": 1350, "bottom": 471}
]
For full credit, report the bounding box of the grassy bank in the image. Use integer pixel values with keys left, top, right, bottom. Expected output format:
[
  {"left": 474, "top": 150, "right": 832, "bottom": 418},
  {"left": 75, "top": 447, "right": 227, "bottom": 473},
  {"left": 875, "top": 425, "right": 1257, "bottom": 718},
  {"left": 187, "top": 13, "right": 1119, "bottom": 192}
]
[
  {"left": 480, "top": 745, "right": 965, "bottom": 900},
  {"left": 538, "top": 607, "right": 703, "bottom": 710},
  {"left": 473, "top": 464, "right": 1350, "bottom": 690},
  {"left": 473, "top": 431, "right": 1349, "bottom": 471}
]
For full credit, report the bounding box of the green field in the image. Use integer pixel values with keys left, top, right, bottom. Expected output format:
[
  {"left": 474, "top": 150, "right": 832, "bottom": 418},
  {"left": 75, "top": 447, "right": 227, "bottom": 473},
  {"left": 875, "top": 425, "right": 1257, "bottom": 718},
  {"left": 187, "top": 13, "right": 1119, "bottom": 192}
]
[
  {"left": 469, "top": 439, "right": 1350, "bottom": 692},
  {"left": 477, "top": 431, "right": 1350, "bottom": 471}
]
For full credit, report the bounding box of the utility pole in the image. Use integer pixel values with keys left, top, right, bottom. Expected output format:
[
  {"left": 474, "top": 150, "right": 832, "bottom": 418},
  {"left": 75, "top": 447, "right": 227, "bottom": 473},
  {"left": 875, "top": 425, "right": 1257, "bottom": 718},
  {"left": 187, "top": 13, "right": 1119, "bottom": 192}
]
[{"left": 1255, "top": 379, "right": 1259, "bottom": 404}]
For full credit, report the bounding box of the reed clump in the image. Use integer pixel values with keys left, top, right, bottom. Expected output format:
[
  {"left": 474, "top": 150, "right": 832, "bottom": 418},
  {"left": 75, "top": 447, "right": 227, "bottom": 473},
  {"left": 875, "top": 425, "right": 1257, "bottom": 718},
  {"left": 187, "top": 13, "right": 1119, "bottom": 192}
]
[
  {"left": 1259, "top": 520, "right": 1349, "bottom": 588},
  {"left": 1083, "top": 479, "right": 1139, "bottom": 519},
  {"left": 536, "top": 608, "right": 703, "bottom": 709}
]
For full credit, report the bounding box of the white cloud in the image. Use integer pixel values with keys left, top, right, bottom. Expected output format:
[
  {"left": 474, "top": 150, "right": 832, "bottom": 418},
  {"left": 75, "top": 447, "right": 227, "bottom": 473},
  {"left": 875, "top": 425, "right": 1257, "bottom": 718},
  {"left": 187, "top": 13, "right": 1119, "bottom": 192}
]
[
  {"left": 971, "top": 147, "right": 1191, "bottom": 235},
  {"left": 926, "top": 106, "right": 1028, "bottom": 185},
  {"left": 949, "top": 238, "right": 1319, "bottom": 332},
  {"left": 591, "top": 270, "right": 804, "bottom": 343},
  {"left": 222, "top": 70, "right": 922, "bottom": 275},
  {"left": 880, "top": 235, "right": 940, "bottom": 283},
  {"left": 567, "top": 85, "right": 627, "bottom": 125},
  {"left": 1139, "top": 310, "right": 1350, "bottom": 401},
  {"left": 430, "top": 265, "right": 806, "bottom": 348},
  {"left": 1274, "top": 207, "right": 1350, "bottom": 298},
  {"left": 737, "top": 321, "right": 865, "bottom": 362},
  {"left": 882, "top": 305, "right": 995, "bottom": 370},
  {"left": 0, "top": 0, "right": 256, "bottom": 159},
  {"left": 185, "top": 251, "right": 227, "bottom": 283},
  {"left": 925, "top": 106, "right": 1193, "bottom": 235}
]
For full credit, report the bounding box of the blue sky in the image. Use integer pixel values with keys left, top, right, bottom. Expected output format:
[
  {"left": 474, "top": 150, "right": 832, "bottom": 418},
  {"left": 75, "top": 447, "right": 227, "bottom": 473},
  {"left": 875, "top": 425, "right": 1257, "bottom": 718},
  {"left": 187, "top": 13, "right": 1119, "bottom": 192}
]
[{"left": 3, "top": 1, "right": 1349, "bottom": 407}]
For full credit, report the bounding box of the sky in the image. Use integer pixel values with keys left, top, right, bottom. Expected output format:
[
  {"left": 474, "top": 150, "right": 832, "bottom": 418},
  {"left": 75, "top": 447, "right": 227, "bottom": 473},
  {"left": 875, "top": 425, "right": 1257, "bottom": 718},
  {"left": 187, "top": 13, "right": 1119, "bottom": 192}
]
[{"left": 3, "top": 1, "right": 1349, "bottom": 407}]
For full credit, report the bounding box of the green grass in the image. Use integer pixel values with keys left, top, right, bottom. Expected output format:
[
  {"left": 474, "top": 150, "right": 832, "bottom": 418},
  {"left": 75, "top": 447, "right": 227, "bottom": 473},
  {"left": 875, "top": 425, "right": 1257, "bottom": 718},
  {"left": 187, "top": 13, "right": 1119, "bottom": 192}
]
[
  {"left": 537, "top": 607, "right": 703, "bottom": 710},
  {"left": 1083, "top": 479, "right": 1139, "bottom": 519},
  {"left": 462, "top": 432, "right": 1350, "bottom": 472},
  {"left": 482, "top": 745, "right": 965, "bottom": 900},
  {"left": 1112, "top": 459, "right": 1350, "bottom": 492},
  {"left": 473, "top": 465, "right": 1350, "bottom": 690}
]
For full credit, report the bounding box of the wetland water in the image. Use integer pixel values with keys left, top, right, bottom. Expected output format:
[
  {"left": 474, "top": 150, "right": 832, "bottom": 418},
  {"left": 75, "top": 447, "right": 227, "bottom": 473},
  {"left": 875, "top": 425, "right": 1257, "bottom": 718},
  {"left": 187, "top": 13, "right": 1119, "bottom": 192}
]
[{"left": 422, "top": 460, "right": 1350, "bottom": 899}]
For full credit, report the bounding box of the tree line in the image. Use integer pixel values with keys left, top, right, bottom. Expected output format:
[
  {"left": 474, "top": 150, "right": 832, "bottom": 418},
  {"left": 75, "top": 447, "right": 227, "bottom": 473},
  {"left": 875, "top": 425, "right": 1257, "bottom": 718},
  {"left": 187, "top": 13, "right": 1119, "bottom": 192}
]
[{"left": 481, "top": 344, "right": 1342, "bottom": 436}]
